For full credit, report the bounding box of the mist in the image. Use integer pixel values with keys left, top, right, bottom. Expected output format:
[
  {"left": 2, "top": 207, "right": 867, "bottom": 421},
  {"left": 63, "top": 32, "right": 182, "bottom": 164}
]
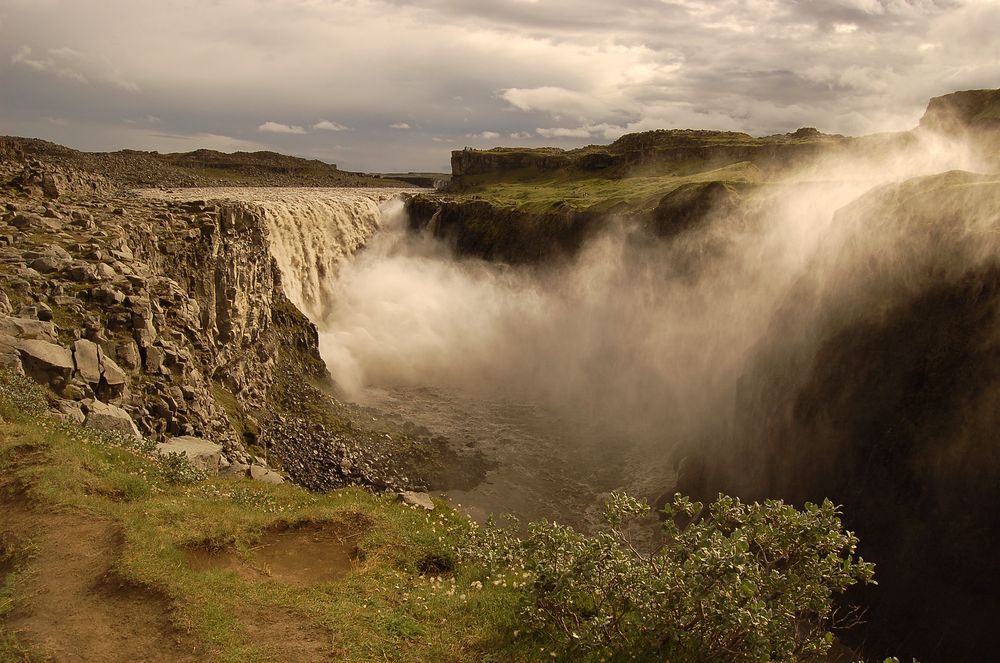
[{"left": 313, "top": 131, "right": 984, "bottom": 461}]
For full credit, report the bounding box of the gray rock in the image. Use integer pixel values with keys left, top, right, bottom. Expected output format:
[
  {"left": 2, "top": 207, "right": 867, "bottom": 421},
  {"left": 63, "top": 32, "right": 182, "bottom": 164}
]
[
  {"left": 0, "top": 315, "right": 57, "bottom": 342},
  {"left": 73, "top": 338, "right": 103, "bottom": 385},
  {"left": 399, "top": 491, "right": 435, "bottom": 511},
  {"left": 156, "top": 436, "right": 222, "bottom": 473},
  {"left": 0, "top": 334, "right": 74, "bottom": 385},
  {"left": 0, "top": 346, "right": 24, "bottom": 376},
  {"left": 101, "top": 353, "right": 128, "bottom": 390},
  {"left": 115, "top": 341, "right": 141, "bottom": 372},
  {"left": 53, "top": 399, "right": 85, "bottom": 424},
  {"left": 95, "top": 262, "right": 117, "bottom": 280},
  {"left": 84, "top": 399, "right": 141, "bottom": 437},
  {"left": 144, "top": 346, "right": 166, "bottom": 373},
  {"left": 31, "top": 256, "right": 67, "bottom": 274},
  {"left": 249, "top": 464, "right": 284, "bottom": 484},
  {"left": 220, "top": 462, "right": 251, "bottom": 478},
  {"left": 65, "top": 263, "right": 97, "bottom": 282}
]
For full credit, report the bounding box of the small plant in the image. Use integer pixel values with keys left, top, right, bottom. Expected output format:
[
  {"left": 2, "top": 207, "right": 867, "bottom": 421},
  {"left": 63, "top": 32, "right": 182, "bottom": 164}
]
[
  {"left": 462, "top": 491, "right": 875, "bottom": 662},
  {"left": 159, "top": 451, "right": 208, "bottom": 485}
]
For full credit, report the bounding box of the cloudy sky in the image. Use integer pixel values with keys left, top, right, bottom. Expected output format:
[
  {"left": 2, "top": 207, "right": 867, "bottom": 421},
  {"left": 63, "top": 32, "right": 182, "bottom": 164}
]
[{"left": 0, "top": 0, "right": 997, "bottom": 171}]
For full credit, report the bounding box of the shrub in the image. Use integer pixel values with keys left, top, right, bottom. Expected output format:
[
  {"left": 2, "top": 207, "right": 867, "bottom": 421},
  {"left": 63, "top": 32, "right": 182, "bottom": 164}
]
[{"left": 461, "top": 491, "right": 875, "bottom": 662}]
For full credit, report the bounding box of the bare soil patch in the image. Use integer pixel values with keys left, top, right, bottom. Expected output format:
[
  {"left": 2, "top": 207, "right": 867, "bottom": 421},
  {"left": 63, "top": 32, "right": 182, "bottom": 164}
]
[
  {"left": 0, "top": 504, "right": 201, "bottom": 662},
  {"left": 185, "top": 520, "right": 364, "bottom": 586}
]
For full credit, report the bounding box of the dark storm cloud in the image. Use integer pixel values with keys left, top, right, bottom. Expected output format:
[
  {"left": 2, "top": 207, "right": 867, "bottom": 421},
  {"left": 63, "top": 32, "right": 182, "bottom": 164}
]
[{"left": 0, "top": 0, "right": 996, "bottom": 170}]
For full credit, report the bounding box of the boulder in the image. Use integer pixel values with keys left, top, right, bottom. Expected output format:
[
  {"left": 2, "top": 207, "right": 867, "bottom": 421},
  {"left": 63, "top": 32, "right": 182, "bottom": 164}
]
[
  {"left": 0, "top": 334, "right": 74, "bottom": 385},
  {"left": 115, "top": 341, "right": 141, "bottom": 372},
  {"left": 53, "top": 399, "right": 85, "bottom": 425},
  {"left": 73, "top": 338, "right": 103, "bottom": 385},
  {"left": 220, "top": 461, "right": 251, "bottom": 478},
  {"left": 0, "top": 315, "right": 57, "bottom": 342},
  {"left": 30, "top": 256, "right": 67, "bottom": 274},
  {"left": 100, "top": 354, "right": 128, "bottom": 391},
  {"left": 156, "top": 436, "right": 222, "bottom": 473},
  {"left": 83, "top": 399, "right": 141, "bottom": 437},
  {"left": 65, "top": 263, "right": 97, "bottom": 283},
  {"left": 0, "top": 346, "right": 23, "bottom": 376},
  {"left": 249, "top": 464, "right": 284, "bottom": 484},
  {"left": 398, "top": 491, "right": 435, "bottom": 511}
]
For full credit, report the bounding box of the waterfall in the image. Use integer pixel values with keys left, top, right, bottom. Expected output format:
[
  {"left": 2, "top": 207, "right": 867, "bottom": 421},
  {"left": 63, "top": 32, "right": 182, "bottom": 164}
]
[
  {"left": 142, "top": 187, "right": 408, "bottom": 324},
  {"left": 250, "top": 189, "right": 403, "bottom": 323}
]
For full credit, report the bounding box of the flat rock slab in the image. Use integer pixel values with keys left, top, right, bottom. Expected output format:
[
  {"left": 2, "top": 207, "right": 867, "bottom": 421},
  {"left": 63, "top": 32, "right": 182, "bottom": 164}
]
[
  {"left": 0, "top": 315, "right": 58, "bottom": 343},
  {"left": 156, "top": 436, "right": 222, "bottom": 473},
  {"left": 73, "top": 339, "right": 103, "bottom": 385},
  {"left": 0, "top": 334, "right": 74, "bottom": 385},
  {"left": 398, "top": 491, "right": 434, "bottom": 511}
]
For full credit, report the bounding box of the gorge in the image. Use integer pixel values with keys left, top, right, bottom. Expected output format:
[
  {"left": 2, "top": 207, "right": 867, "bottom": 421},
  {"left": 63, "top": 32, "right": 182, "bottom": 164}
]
[{"left": 1, "top": 88, "right": 998, "bottom": 662}]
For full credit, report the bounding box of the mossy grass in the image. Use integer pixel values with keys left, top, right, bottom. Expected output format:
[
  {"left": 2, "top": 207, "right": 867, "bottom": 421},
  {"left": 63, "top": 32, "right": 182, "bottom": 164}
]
[
  {"left": 0, "top": 370, "right": 535, "bottom": 662},
  {"left": 454, "top": 162, "right": 762, "bottom": 215}
]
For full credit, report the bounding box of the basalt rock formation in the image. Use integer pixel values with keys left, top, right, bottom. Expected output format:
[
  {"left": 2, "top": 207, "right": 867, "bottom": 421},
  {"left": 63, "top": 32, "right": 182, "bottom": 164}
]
[{"left": 0, "top": 153, "right": 427, "bottom": 491}]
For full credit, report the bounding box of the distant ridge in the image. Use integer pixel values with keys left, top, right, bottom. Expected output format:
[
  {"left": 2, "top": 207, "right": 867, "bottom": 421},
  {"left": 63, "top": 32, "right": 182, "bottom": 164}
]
[{"left": 0, "top": 136, "right": 410, "bottom": 189}]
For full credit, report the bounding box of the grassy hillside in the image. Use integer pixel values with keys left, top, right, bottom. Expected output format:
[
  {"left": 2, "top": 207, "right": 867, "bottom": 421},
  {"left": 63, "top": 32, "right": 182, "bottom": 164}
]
[
  {"left": 452, "top": 161, "right": 762, "bottom": 215},
  {"left": 0, "top": 371, "right": 530, "bottom": 663}
]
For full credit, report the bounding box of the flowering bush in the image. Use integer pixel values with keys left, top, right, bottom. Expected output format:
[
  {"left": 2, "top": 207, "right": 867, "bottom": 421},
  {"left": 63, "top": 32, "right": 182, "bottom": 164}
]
[{"left": 462, "top": 491, "right": 875, "bottom": 662}]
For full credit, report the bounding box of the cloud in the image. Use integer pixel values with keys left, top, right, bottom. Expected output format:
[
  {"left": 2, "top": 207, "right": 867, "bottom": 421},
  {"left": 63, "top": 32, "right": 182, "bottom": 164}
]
[
  {"left": 314, "top": 119, "right": 348, "bottom": 131},
  {"left": 0, "top": 0, "right": 997, "bottom": 170},
  {"left": 535, "top": 126, "right": 592, "bottom": 138},
  {"left": 11, "top": 45, "right": 89, "bottom": 84},
  {"left": 10, "top": 44, "right": 139, "bottom": 90},
  {"left": 468, "top": 130, "right": 500, "bottom": 139},
  {"left": 258, "top": 121, "right": 307, "bottom": 134}
]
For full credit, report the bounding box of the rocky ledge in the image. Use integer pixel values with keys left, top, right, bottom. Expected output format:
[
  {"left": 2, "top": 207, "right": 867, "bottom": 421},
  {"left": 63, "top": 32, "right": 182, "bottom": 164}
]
[{"left": 0, "top": 153, "right": 439, "bottom": 493}]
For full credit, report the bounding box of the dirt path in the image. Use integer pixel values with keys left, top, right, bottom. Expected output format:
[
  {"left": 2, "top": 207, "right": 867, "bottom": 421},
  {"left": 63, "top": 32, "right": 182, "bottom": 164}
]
[{"left": 1, "top": 502, "right": 201, "bottom": 663}]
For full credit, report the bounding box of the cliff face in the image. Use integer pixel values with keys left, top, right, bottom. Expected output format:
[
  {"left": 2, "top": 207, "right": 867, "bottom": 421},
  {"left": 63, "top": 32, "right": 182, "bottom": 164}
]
[
  {"left": 406, "top": 194, "right": 605, "bottom": 264},
  {"left": 679, "top": 171, "right": 1000, "bottom": 661},
  {"left": 0, "top": 187, "right": 326, "bottom": 468},
  {"left": 448, "top": 130, "right": 851, "bottom": 189}
]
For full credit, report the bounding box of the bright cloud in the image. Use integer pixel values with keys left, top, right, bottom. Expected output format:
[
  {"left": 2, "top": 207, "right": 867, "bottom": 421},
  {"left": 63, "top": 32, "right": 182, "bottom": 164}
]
[
  {"left": 0, "top": 0, "right": 996, "bottom": 171},
  {"left": 258, "top": 121, "right": 307, "bottom": 134}
]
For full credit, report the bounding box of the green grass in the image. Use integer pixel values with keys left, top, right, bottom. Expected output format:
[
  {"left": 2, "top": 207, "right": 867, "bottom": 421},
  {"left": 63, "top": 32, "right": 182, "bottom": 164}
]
[
  {"left": 456, "top": 161, "right": 763, "bottom": 215},
  {"left": 0, "top": 371, "right": 539, "bottom": 662}
]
